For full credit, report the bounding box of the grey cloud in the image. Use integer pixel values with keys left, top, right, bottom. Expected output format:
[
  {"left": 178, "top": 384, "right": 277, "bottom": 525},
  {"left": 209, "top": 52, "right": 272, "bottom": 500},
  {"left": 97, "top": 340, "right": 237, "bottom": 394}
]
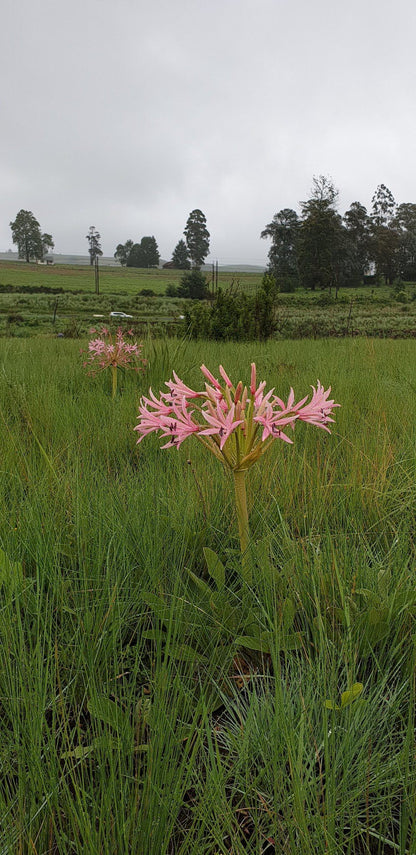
[{"left": 1, "top": 0, "right": 416, "bottom": 261}]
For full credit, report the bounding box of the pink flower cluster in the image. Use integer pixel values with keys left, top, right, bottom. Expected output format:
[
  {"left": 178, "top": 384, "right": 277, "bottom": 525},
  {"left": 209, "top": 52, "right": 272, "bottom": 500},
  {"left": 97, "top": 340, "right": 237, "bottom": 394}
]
[
  {"left": 135, "top": 363, "right": 339, "bottom": 471},
  {"left": 83, "top": 327, "right": 146, "bottom": 375}
]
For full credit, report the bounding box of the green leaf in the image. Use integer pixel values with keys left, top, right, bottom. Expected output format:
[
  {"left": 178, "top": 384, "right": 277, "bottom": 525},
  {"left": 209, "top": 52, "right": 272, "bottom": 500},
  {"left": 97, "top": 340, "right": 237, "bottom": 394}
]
[
  {"left": 141, "top": 629, "right": 166, "bottom": 641},
  {"left": 325, "top": 682, "right": 364, "bottom": 711},
  {"left": 281, "top": 633, "right": 303, "bottom": 651},
  {"left": 235, "top": 635, "right": 271, "bottom": 653},
  {"left": 60, "top": 743, "right": 96, "bottom": 760},
  {"left": 324, "top": 699, "right": 340, "bottom": 710},
  {"left": 203, "top": 548, "right": 225, "bottom": 590},
  {"left": 282, "top": 597, "right": 296, "bottom": 631},
  {"left": 340, "top": 683, "right": 364, "bottom": 708},
  {"left": 142, "top": 592, "right": 172, "bottom": 626},
  {"left": 60, "top": 735, "right": 123, "bottom": 760},
  {"left": 187, "top": 569, "right": 213, "bottom": 597},
  {"left": 253, "top": 538, "right": 276, "bottom": 584},
  {"left": 165, "top": 642, "right": 207, "bottom": 663},
  {"left": 87, "top": 696, "right": 133, "bottom": 737}
]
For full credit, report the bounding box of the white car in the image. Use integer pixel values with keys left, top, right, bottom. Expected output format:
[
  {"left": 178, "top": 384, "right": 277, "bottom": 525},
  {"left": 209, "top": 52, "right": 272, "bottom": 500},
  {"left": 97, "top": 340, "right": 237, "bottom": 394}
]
[{"left": 110, "top": 311, "right": 133, "bottom": 319}]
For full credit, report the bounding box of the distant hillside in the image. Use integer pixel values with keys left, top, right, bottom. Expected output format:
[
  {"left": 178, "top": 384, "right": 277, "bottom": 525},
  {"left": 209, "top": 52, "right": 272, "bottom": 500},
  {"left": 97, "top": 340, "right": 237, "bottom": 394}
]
[
  {"left": 0, "top": 252, "right": 119, "bottom": 266},
  {"left": 205, "top": 264, "right": 265, "bottom": 273}
]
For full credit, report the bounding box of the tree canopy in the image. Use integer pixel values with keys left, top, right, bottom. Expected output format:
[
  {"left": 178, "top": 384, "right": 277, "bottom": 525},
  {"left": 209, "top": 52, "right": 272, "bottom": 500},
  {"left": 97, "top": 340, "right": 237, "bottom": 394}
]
[
  {"left": 394, "top": 203, "right": 416, "bottom": 280},
  {"left": 297, "top": 177, "right": 345, "bottom": 291},
  {"left": 260, "top": 208, "right": 299, "bottom": 287},
  {"left": 86, "top": 227, "right": 103, "bottom": 266},
  {"left": 10, "top": 210, "right": 54, "bottom": 263},
  {"left": 261, "top": 177, "right": 416, "bottom": 290},
  {"left": 184, "top": 209, "right": 210, "bottom": 269},
  {"left": 126, "top": 236, "right": 160, "bottom": 268},
  {"left": 114, "top": 240, "right": 134, "bottom": 266},
  {"left": 171, "top": 239, "right": 191, "bottom": 269}
]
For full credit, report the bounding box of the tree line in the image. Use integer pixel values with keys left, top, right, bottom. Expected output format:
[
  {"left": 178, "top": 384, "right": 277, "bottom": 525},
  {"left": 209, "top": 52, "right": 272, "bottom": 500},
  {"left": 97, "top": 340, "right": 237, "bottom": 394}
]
[
  {"left": 262, "top": 177, "right": 416, "bottom": 291},
  {"left": 8, "top": 209, "right": 211, "bottom": 270},
  {"left": 9, "top": 180, "right": 416, "bottom": 288},
  {"left": 114, "top": 209, "right": 210, "bottom": 270}
]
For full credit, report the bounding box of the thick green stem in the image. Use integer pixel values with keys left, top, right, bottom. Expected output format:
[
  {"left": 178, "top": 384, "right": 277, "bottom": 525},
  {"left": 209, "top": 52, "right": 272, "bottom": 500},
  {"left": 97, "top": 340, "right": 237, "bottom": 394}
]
[
  {"left": 233, "top": 468, "right": 252, "bottom": 585},
  {"left": 111, "top": 365, "right": 118, "bottom": 399}
]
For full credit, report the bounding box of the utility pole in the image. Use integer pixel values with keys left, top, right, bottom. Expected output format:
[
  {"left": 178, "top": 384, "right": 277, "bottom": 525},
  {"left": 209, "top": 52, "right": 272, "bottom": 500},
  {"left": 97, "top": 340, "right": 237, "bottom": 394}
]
[{"left": 94, "top": 255, "right": 100, "bottom": 295}]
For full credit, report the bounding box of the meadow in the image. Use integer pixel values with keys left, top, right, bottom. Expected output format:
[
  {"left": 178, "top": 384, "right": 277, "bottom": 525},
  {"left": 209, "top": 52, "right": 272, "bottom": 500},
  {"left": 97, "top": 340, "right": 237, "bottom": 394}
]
[
  {"left": 1, "top": 260, "right": 416, "bottom": 340},
  {"left": 1, "top": 334, "right": 416, "bottom": 854},
  {"left": 0, "top": 261, "right": 262, "bottom": 296}
]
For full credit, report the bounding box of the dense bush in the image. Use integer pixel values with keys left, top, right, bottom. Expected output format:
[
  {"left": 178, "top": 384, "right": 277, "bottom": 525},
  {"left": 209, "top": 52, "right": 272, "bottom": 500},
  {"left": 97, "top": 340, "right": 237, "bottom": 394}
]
[
  {"left": 177, "top": 270, "right": 210, "bottom": 299},
  {"left": 183, "top": 276, "right": 278, "bottom": 340}
]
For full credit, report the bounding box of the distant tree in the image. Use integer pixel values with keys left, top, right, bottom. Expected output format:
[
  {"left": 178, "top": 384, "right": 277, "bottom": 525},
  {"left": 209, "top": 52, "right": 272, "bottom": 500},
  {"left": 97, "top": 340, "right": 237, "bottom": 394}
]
[
  {"left": 42, "top": 233, "right": 55, "bottom": 258},
  {"left": 126, "top": 236, "right": 160, "bottom": 268},
  {"left": 297, "top": 176, "right": 346, "bottom": 291},
  {"left": 171, "top": 238, "right": 191, "bottom": 269},
  {"left": 126, "top": 244, "right": 142, "bottom": 267},
  {"left": 371, "top": 184, "right": 396, "bottom": 227},
  {"left": 370, "top": 186, "right": 399, "bottom": 283},
  {"left": 86, "top": 226, "right": 103, "bottom": 266},
  {"left": 343, "top": 202, "right": 372, "bottom": 283},
  {"left": 10, "top": 210, "right": 53, "bottom": 262},
  {"left": 310, "top": 175, "right": 339, "bottom": 206},
  {"left": 114, "top": 240, "right": 134, "bottom": 266},
  {"left": 260, "top": 208, "right": 299, "bottom": 286},
  {"left": 371, "top": 224, "right": 400, "bottom": 284},
  {"left": 177, "top": 270, "right": 209, "bottom": 299},
  {"left": 184, "top": 209, "right": 210, "bottom": 269},
  {"left": 140, "top": 236, "right": 160, "bottom": 268},
  {"left": 394, "top": 203, "right": 416, "bottom": 280}
]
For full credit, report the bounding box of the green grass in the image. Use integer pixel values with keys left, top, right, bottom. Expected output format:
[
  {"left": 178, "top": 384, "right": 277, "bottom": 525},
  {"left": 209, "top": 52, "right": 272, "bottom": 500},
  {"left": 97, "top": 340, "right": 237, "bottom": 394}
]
[
  {"left": 1, "top": 260, "right": 416, "bottom": 341},
  {"left": 0, "top": 261, "right": 263, "bottom": 296},
  {"left": 1, "top": 336, "right": 416, "bottom": 852}
]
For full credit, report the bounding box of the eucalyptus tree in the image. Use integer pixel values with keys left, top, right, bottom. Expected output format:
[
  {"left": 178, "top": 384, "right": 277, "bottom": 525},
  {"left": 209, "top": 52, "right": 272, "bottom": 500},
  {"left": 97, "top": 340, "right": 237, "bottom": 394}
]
[
  {"left": 86, "top": 226, "right": 103, "bottom": 266},
  {"left": 393, "top": 203, "right": 416, "bottom": 280},
  {"left": 343, "top": 202, "right": 372, "bottom": 284},
  {"left": 297, "top": 176, "right": 346, "bottom": 291},
  {"left": 114, "top": 240, "right": 134, "bottom": 266},
  {"left": 260, "top": 208, "right": 299, "bottom": 288},
  {"left": 370, "top": 185, "right": 399, "bottom": 283}
]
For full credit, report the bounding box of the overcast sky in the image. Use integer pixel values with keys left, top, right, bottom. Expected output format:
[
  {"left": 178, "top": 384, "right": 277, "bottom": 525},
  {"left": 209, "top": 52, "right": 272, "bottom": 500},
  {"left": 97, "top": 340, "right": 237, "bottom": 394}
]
[{"left": 1, "top": 0, "right": 415, "bottom": 264}]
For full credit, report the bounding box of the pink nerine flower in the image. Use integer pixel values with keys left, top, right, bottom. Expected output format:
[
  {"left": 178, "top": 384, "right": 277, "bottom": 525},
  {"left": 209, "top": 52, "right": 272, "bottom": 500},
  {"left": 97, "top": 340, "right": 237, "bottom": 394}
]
[
  {"left": 295, "top": 381, "right": 337, "bottom": 432},
  {"left": 134, "top": 363, "right": 339, "bottom": 472},
  {"left": 83, "top": 327, "right": 146, "bottom": 376},
  {"left": 200, "top": 402, "right": 244, "bottom": 450}
]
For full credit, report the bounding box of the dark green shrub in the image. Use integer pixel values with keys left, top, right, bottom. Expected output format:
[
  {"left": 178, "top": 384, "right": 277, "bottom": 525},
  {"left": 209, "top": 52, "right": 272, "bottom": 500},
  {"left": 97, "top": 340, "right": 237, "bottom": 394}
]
[
  {"left": 166, "top": 284, "right": 179, "bottom": 297},
  {"left": 177, "top": 271, "right": 209, "bottom": 300},
  {"left": 183, "top": 280, "right": 278, "bottom": 341},
  {"left": 277, "top": 274, "right": 297, "bottom": 293},
  {"left": 395, "top": 290, "right": 408, "bottom": 303}
]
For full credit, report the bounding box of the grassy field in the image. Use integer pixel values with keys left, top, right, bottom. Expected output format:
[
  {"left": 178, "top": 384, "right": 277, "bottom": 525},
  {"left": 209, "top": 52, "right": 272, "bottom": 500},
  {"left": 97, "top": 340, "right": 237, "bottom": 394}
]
[
  {"left": 0, "top": 261, "right": 263, "bottom": 295},
  {"left": 1, "top": 260, "right": 416, "bottom": 340},
  {"left": 1, "top": 335, "right": 416, "bottom": 853}
]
